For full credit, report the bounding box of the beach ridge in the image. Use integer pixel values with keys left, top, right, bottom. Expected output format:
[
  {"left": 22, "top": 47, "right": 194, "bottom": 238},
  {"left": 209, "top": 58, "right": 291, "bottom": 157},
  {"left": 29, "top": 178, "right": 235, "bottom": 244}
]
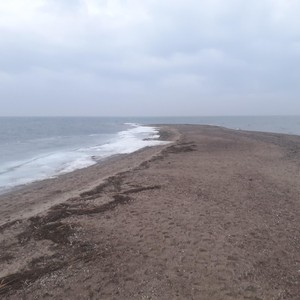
[{"left": 0, "top": 125, "right": 299, "bottom": 299}]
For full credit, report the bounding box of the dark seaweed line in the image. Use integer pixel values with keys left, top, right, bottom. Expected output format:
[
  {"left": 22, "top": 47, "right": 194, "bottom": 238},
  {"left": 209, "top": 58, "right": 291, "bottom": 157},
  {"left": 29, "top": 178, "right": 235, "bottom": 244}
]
[
  {"left": 0, "top": 185, "right": 162, "bottom": 296},
  {"left": 0, "top": 261, "right": 68, "bottom": 296}
]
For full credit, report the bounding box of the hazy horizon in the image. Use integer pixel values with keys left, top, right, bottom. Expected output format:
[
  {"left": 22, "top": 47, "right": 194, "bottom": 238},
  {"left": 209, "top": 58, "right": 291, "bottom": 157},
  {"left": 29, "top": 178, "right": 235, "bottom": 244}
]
[
  {"left": 1, "top": 114, "right": 300, "bottom": 118},
  {"left": 1, "top": 1, "right": 300, "bottom": 116}
]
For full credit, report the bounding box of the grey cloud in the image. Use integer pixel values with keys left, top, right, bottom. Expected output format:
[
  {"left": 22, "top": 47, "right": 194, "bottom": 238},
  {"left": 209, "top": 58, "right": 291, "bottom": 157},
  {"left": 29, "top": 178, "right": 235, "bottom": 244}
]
[{"left": 0, "top": 0, "right": 300, "bottom": 116}]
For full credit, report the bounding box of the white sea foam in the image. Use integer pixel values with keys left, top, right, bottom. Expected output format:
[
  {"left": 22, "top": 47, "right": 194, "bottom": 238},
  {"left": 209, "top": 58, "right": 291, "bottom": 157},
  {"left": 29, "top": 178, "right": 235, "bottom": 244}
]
[
  {"left": 87, "top": 126, "right": 169, "bottom": 157},
  {"left": 0, "top": 125, "right": 169, "bottom": 193}
]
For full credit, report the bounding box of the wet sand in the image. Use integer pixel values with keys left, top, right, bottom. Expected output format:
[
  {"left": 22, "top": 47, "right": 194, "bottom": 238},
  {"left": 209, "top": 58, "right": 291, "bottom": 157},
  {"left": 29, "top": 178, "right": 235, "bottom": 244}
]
[{"left": 0, "top": 125, "right": 299, "bottom": 299}]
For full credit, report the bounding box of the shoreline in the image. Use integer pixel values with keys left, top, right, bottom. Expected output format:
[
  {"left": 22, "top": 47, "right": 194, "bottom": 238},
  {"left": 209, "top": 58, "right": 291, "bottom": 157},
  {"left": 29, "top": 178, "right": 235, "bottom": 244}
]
[
  {"left": 0, "top": 123, "right": 171, "bottom": 197},
  {"left": 1, "top": 124, "right": 300, "bottom": 299},
  {"left": 1, "top": 121, "right": 299, "bottom": 198},
  {"left": 0, "top": 126, "right": 179, "bottom": 227}
]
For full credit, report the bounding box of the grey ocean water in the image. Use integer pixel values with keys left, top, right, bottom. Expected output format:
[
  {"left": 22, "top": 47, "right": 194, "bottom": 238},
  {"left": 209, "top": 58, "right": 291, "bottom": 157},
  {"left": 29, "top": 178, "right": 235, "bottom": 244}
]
[
  {"left": 0, "top": 116, "right": 299, "bottom": 192},
  {"left": 0, "top": 117, "right": 166, "bottom": 192},
  {"left": 135, "top": 115, "right": 300, "bottom": 135}
]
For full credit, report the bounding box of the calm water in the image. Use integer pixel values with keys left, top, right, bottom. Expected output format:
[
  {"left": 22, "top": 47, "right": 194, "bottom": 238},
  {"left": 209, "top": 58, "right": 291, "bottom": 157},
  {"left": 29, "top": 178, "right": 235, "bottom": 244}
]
[
  {"left": 134, "top": 115, "right": 300, "bottom": 135},
  {"left": 0, "top": 116, "right": 299, "bottom": 192}
]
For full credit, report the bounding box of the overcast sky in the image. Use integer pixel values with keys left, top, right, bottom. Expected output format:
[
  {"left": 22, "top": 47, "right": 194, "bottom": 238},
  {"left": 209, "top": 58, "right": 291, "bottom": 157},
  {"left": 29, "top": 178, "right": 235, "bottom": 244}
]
[{"left": 0, "top": 0, "right": 300, "bottom": 116}]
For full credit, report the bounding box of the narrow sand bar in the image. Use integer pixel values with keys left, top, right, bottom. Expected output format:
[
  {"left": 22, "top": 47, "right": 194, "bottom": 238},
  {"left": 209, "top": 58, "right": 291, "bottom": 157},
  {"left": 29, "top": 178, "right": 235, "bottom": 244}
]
[{"left": 0, "top": 125, "right": 299, "bottom": 299}]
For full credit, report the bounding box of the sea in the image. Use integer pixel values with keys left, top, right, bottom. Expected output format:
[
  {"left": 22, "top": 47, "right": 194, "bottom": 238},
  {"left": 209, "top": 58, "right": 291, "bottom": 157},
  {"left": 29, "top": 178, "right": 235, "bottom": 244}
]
[{"left": 0, "top": 116, "right": 299, "bottom": 193}]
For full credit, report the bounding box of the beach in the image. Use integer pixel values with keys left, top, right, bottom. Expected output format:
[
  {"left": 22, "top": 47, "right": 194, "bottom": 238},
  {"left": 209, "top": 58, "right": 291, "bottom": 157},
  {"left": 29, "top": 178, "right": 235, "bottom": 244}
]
[{"left": 0, "top": 124, "right": 299, "bottom": 299}]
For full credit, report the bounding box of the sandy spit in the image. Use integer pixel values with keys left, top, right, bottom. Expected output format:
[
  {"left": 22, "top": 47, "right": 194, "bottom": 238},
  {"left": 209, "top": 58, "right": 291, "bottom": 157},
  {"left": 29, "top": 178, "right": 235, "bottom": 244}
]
[{"left": 0, "top": 125, "right": 299, "bottom": 300}]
